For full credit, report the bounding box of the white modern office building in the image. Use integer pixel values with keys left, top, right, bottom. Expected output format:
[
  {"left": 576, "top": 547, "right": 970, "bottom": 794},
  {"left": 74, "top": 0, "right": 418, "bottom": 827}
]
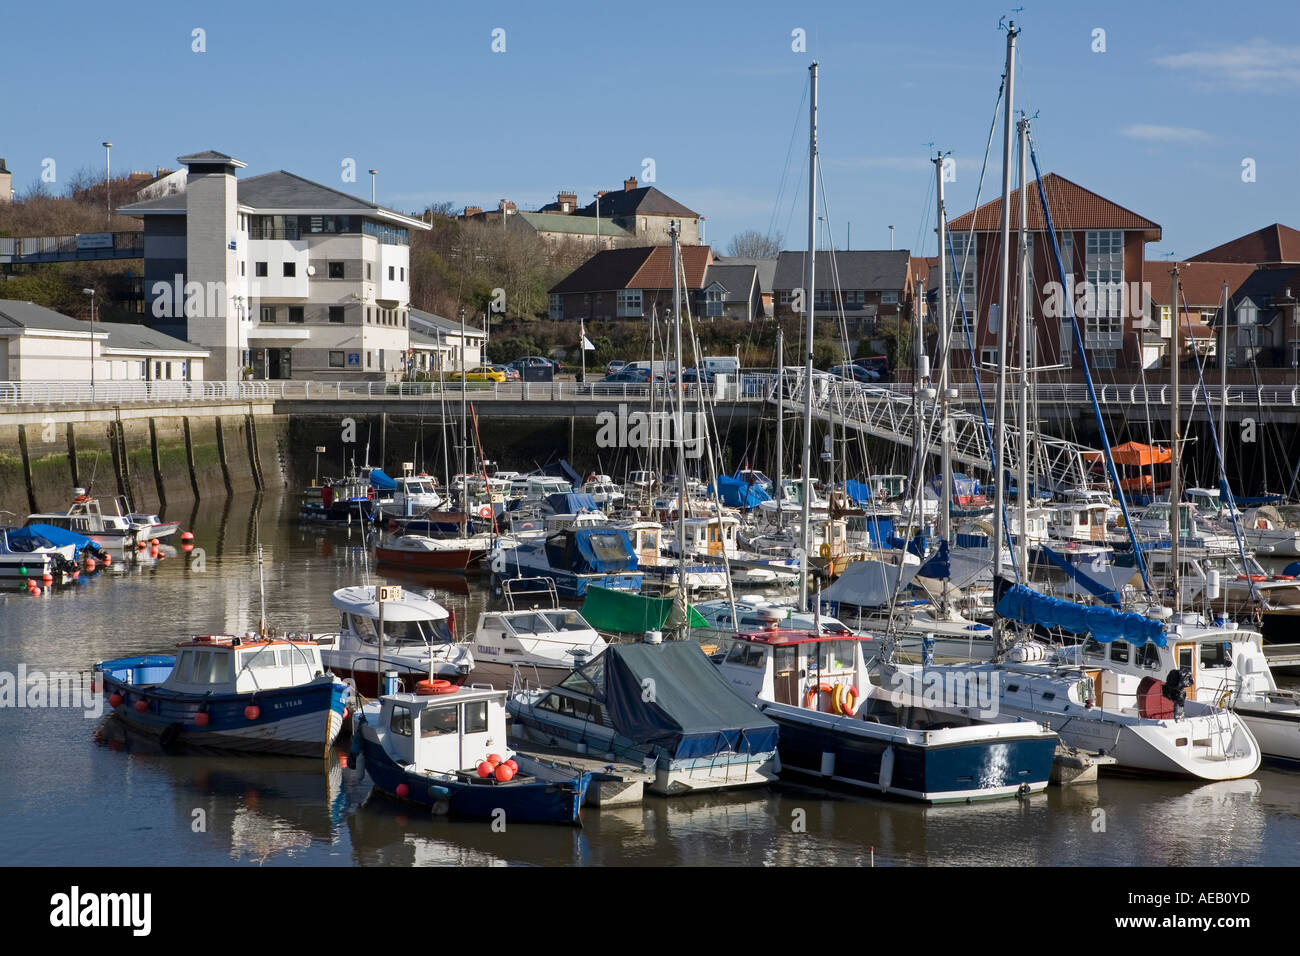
[{"left": 120, "top": 151, "right": 430, "bottom": 382}]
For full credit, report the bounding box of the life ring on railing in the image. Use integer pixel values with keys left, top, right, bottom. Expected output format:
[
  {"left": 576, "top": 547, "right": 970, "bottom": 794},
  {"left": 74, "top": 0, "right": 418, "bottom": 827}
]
[
  {"left": 415, "top": 679, "right": 457, "bottom": 696},
  {"left": 586, "top": 473, "right": 598, "bottom": 484},
  {"left": 1275, "top": 575, "right": 1296, "bottom": 581},
  {"left": 803, "top": 682, "right": 833, "bottom": 711},
  {"left": 478, "top": 506, "right": 493, "bottom": 519},
  {"left": 819, "top": 543, "right": 832, "bottom": 559},
  {"left": 1237, "top": 574, "right": 1268, "bottom": 582},
  {"left": 1257, "top": 519, "right": 1268, "bottom": 530},
  {"left": 832, "top": 683, "right": 859, "bottom": 716},
  {"left": 518, "top": 521, "right": 536, "bottom": 532}
]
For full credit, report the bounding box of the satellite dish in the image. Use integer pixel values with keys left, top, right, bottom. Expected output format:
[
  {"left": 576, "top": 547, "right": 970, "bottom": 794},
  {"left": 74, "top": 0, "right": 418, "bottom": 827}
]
[{"left": 306, "top": 265, "right": 316, "bottom": 276}]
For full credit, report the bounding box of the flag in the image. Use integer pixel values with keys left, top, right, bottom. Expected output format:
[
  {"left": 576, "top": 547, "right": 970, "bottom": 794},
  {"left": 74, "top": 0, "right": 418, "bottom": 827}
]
[{"left": 580, "top": 320, "right": 595, "bottom": 351}]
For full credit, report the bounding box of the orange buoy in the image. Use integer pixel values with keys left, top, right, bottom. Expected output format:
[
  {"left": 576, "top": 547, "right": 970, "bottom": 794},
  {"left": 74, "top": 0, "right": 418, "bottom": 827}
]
[
  {"left": 477, "top": 761, "right": 494, "bottom": 778},
  {"left": 102, "top": 554, "right": 111, "bottom": 566},
  {"left": 183, "top": 543, "right": 193, "bottom": 553},
  {"left": 181, "top": 531, "right": 194, "bottom": 541},
  {"left": 195, "top": 712, "right": 210, "bottom": 727},
  {"left": 42, "top": 572, "right": 53, "bottom": 585},
  {"left": 487, "top": 753, "right": 503, "bottom": 767},
  {"left": 395, "top": 783, "right": 410, "bottom": 798},
  {"left": 494, "top": 764, "right": 515, "bottom": 782},
  {"left": 108, "top": 693, "right": 123, "bottom": 708},
  {"left": 134, "top": 699, "right": 149, "bottom": 713},
  {"left": 342, "top": 707, "right": 350, "bottom": 721},
  {"left": 244, "top": 705, "right": 261, "bottom": 720},
  {"left": 339, "top": 754, "right": 348, "bottom": 769},
  {"left": 85, "top": 558, "right": 96, "bottom": 572},
  {"left": 504, "top": 759, "right": 518, "bottom": 773}
]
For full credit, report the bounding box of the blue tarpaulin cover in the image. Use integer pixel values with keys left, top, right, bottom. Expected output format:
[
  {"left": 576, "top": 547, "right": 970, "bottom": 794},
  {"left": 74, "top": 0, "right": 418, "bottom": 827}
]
[
  {"left": 368, "top": 468, "right": 397, "bottom": 491},
  {"left": 592, "top": 642, "right": 778, "bottom": 760},
  {"left": 11, "top": 524, "right": 100, "bottom": 554},
  {"left": 916, "top": 540, "right": 950, "bottom": 579},
  {"left": 1038, "top": 546, "right": 1122, "bottom": 607},
  {"left": 996, "top": 584, "right": 1165, "bottom": 646},
  {"left": 543, "top": 492, "right": 600, "bottom": 515},
  {"left": 536, "top": 460, "right": 582, "bottom": 487},
  {"left": 710, "top": 476, "right": 772, "bottom": 508},
  {"left": 842, "top": 480, "right": 876, "bottom": 506}
]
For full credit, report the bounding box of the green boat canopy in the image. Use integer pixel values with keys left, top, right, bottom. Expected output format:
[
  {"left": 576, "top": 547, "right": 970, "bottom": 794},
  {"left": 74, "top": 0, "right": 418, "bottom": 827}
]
[{"left": 580, "top": 585, "right": 707, "bottom": 634}]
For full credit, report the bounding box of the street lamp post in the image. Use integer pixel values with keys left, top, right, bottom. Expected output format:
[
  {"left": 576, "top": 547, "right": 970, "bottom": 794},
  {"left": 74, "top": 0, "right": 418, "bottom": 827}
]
[
  {"left": 83, "top": 288, "right": 96, "bottom": 401},
  {"left": 102, "top": 142, "right": 113, "bottom": 222},
  {"left": 369, "top": 169, "right": 378, "bottom": 203},
  {"left": 889, "top": 224, "right": 895, "bottom": 250}
]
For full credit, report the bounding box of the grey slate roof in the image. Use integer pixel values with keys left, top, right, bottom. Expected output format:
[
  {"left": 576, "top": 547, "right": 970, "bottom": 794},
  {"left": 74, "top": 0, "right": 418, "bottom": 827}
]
[
  {"left": 1215, "top": 266, "right": 1300, "bottom": 327},
  {"left": 712, "top": 256, "right": 776, "bottom": 293},
  {"left": 702, "top": 264, "right": 757, "bottom": 304},
  {"left": 772, "top": 250, "right": 911, "bottom": 291},
  {"left": 579, "top": 186, "right": 699, "bottom": 220},
  {"left": 410, "top": 308, "right": 486, "bottom": 339},
  {"left": 518, "top": 211, "right": 636, "bottom": 239},
  {"left": 0, "top": 300, "right": 208, "bottom": 352},
  {"left": 177, "top": 150, "right": 243, "bottom": 164}
]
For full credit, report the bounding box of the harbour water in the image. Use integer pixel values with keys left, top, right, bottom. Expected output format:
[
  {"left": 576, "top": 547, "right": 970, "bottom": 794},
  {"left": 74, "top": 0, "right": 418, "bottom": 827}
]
[{"left": 4, "top": 490, "right": 1300, "bottom": 867}]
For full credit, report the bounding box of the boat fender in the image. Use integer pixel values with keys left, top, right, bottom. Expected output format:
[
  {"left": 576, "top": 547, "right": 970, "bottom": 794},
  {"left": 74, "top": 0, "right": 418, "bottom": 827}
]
[
  {"left": 160, "top": 723, "right": 182, "bottom": 750},
  {"left": 803, "top": 682, "right": 833, "bottom": 711},
  {"left": 429, "top": 784, "right": 451, "bottom": 800}
]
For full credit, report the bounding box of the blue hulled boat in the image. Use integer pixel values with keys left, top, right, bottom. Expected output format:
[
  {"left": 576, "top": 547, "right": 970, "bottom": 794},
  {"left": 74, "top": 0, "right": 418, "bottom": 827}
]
[
  {"left": 494, "top": 527, "right": 642, "bottom": 597},
  {"left": 352, "top": 686, "right": 590, "bottom": 825},
  {"left": 95, "top": 635, "right": 350, "bottom": 758}
]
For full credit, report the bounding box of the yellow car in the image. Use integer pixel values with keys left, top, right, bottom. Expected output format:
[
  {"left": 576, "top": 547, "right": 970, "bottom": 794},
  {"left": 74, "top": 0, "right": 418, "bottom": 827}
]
[{"left": 450, "top": 366, "right": 506, "bottom": 383}]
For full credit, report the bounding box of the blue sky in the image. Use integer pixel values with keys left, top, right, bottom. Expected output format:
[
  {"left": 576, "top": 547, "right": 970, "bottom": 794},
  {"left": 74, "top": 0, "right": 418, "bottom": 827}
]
[{"left": 3, "top": 0, "right": 1297, "bottom": 258}]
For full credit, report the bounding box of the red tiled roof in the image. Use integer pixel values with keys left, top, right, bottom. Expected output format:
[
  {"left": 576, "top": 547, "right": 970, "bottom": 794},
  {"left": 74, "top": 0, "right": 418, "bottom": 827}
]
[
  {"left": 1189, "top": 224, "right": 1300, "bottom": 265},
  {"left": 908, "top": 256, "right": 935, "bottom": 286},
  {"left": 946, "top": 173, "right": 1161, "bottom": 240},
  {"left": 1145, "top": 261, "right": 1256, "bottom": 307},
  {"left": 549, "top": 245, "right": 712, "bottom": 294}
]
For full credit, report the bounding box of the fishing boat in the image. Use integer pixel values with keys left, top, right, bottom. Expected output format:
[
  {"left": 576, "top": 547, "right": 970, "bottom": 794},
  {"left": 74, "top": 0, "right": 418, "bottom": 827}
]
[
  {"left": 378, "top": 473, "right": 444, "bottom": 519},
  {"left": 508, "top": 636, "right": 780, "bottom": 795},
  {"left": 375, "top": 533, "right": 493, "bottom": 573},
  {"left": 352, "top": 684, "right": 591, "bottom": 824},
  {"left": 618, "top": 518, "right": 727, "bottom": 592},
  {"left": 716, "top": 627, "right": 1058, "bottom": 802},
  {"left": 469, "top": 578, "right": 606, "bottom": 687},
  {"left": 316, "top": 585, "right": 473, "bottom": 695},
  {"left": 95, "top": 634, "right": 350, "bottom": 758}
]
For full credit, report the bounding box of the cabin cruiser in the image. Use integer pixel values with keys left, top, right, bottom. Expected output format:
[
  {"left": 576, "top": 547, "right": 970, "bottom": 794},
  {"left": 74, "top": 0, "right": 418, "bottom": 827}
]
[
  {"left": 27, "top": 491, "right": 137, "bottom": 549},
  {"left": 1088, "top": 548, "right": 1300, "bottom": 613},
  {"left": 469, "top": 578, "right": 606, "bottom": 688},
  {"left": 352, "top": 685, "right": 590, "bottom": 824},
  {"left": 491, "top": 527, "right": 642, "bottom": 598},
  {"left": 379, "top": 474, "right": 444, "bottom": 519},
  {"left": 884, "top": 587, "right": 1262, "bottom": 781},
  {"left": 1241, "top": 506, "right": 1300, "bottom": 558},
  {"left": 578, "top": 474, "right": 626, "bottom": 509},
  {"left": 316, "top": 585, "right": 473, "bottom": 695},
  {"left": 375, "top": 533, "right": 493, "bottom": 573},
  {"left": 716, "top": 629, "right": 1057, "bottom": 802},
  {"left": 0, "top": 525, "right": 84, "bottom": 584},
  {"left": 690, "top": 596, "right": 859, "bottom": 644},
  {"left": 1131, "top": 502, "right": 1237, "bottom": 550},
  {"left": 96, "top": 634, "right": 350, "bottom": 758},
  {"left": 124, "top": 510, "right": 181, "bottom": 541},
  {"left": 509, "top": 636, "right": 780, "bottom": 796}
]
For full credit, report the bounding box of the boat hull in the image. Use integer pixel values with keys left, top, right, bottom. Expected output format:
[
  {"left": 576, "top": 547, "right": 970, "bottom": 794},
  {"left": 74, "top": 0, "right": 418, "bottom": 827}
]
[
  {"left": 375, "top": 545, "right": 488, "bottom": 573},
  {"left": 759, "top": 701, "right": 1056, "bottom": 803},
  {"left": 357, "top": 728, "right": 588, "bottom": 824},
  {"left": 96, "top": 658, "right": 349, "bottom": 759}
]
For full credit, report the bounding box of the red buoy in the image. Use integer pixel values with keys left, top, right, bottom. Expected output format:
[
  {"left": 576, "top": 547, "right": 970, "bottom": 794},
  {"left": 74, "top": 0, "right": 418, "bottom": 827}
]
[
  {"left": 339, "top": 754, "right": 348, "bottom": 769},
  {"left": 102, "top": 554, "right": 111, "bottom": 566},
  {"left": 342, "top": 707, "right": 350, "bottom": 721},
  {"left": 108, "top": 693, "right": 123, "bottom": 708},
  {"left": 494, "top": 764, "right": 515, "bottom": 782},
  {"left": 487, "top": 753, "right": 503, "bottom": 767},
  {"left": 477, "top": 761, "right": 494, "bottom": 778},
  {"left": 181, "top": 531, "right": 194, "bottom": 541},
  {"left": 134, "top": 699, "right": 149, "bottom": 713},
  {"left": 85, "top": 558, "right": 96, "bottom": 572},
  {"left": 182, "top": 543, "right": 193, "bottom": 553},
  {"left": 195, "top": 712, "right": 210, "bottom": 727},
  {"left": 42, "top": 572, "right": 53, "bottom": 585},
  {"left": 504, "top": 759, "right": 518, "bottom": 773},
  {"left": 244, "top": 705, "right": 261, "bottom": 720},
  {"left": 395, "top": 783, "right": 410, "bottom": 798}
]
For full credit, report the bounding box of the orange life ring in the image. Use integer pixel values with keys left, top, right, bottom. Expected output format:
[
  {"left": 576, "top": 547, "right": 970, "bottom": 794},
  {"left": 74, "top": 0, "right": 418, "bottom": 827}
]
[
  {"left": 1256, "top": 519, "right": 1268, "bottom": 530},
  {"left": 1275, "top": 575, "right": 1296, "bottom": 581},
  {"left": 803, "top": 682, "right": 833, "bottom": 711},
  {"left": 416, "top": 679, "right": 455, "bottom": 696},
  {"left": 478, "top": 506, "right": 492, "bottom": 519},
  {"left": 835, "top": 683, "right": 860, "bottom": 717},
  {"left": 1238, "top": 574, "right": 1268, "bottom": 582}
]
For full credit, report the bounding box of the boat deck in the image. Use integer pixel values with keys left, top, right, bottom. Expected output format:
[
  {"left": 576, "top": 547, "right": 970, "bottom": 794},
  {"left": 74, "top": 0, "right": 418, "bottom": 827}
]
[{"left": 510, "top": 739, "right": 654, "bottom": 806}]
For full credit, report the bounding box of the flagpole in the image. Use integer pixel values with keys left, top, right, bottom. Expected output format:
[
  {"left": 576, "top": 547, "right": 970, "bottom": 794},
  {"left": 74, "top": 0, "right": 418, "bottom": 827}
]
[{"left": 581, "top": 319, "right": 587, "bottom": 383}]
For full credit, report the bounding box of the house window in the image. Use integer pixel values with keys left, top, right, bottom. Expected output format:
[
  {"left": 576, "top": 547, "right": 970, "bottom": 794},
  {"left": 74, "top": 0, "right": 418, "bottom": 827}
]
[
  {"left": 366, "top": 307, "right": 372, "bottom": 324},
  {"left": 367, "top": 351, "right": 372, "bottom": 368},
  {"left": 329, "top": 351, "right": 345, "bottom": 368},
  {"left": 1060, "top": 320, "right": 1073, "bottom": 367},
  {"left": 255, "top": 262, "right": 268, "bottom": 277},
  {"left": 980, "top": 348, "right": 997, "bottom": 368},
  {"left": 400, "top": 267, "right": 405, "bottom": 281},
  {"left": 388, "top": 266, "right": 395, "bottom": 280},
  {"left": 945, "top": 233, "right": 978, "bottom": 310},
  {"left": 845, "top": 291, "right": 865, "bottom": 308},
  {"left": 881, "top": 291, "right": 898, "bottom": 305},
  {"left": 549, "top": 294, "right": 563, "bottom": 320},
  {"left": 240, "top": 261, "right": 245, "bottom": 277},
  {"left": 617, "top": 289, "right": 643, "bottom": 317},
  {"left": 328, "top": 261, "right": 344, "bottom": 279},
  {"left": 283, "top": 262, "right": 296, "bottom": 277},
  {"left": 779, "top": 290, "right": 793, "bottom": 305},
  {"left": 366, "top": 263, "right": 372, "bottom": 280},
  {"left": 329, "top": 306, "right": 345, "bottom": 324},
  {"left": 289, "top": 307, "right": 304, "bottom": 323},
  {"left": 260, "top": 306, "right": 275, "bottom": 324},
  {"left": 1085, "top": 230, "right": 1123, "bottom": 321},
  {"left": 1089, "top": 349, "right": 1118, "bottom": 369},
  {"left": 1085, "top": 313, "right": 1123, "bottom": 350}
]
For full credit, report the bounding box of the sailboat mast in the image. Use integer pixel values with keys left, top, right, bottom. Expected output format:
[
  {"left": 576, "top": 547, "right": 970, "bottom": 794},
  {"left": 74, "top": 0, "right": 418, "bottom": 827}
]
[
  {"left": 1016, "top": 116, "right": 1031, "bottom": 578},
  {"left": 934, "top": 154, "right": 952, "bottom": 543},
  {"left": 1219, "top": 280, "right": 1228, "bottom": 473},
  {"left": 672, "top": 222, "right": 688, "bottom": 593},
  {"left": 1170, "top": 263, "right": 1182, "bottom": 614},
  {"left": 776, "top": 326, "right": 784, "bottom": 531},
  {"left": 799, "top": 60, "right": 819, "bottom": 612},
  {"left": 992, "top": 23, "right": 1018, "bottom": 588}
]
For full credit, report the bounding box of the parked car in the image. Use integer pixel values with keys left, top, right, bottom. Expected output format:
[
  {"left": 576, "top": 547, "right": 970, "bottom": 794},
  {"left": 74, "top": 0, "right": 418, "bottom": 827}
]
[
  {"left": 668, "top": 368, "right": 715, "bottom": 384},
  {"left": 449, "top": 365, "right": 506, "bottom": 383},
  {"left": 579, "top": 367, "right": 658, "bottom": 395},
  {"left": 492, "top": 364, "right": 521, "bottom": 382},
  {"left": 852, "top": 355, "right": 891, "bottom": 381},
  {"left": 830, "top": 363, "right": 877, "bottom": 383},
  {"left": 606, "top": 360, "right": 628, "bottom": 375},
  {"left": 507, "top": 356, "right": 555, "bottom": 382}
]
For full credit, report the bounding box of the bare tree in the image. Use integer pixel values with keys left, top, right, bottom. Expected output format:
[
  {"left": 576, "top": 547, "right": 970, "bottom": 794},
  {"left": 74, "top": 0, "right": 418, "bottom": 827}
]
[{"left": 726, "top": 230, "right": 782, "bottom": 258}]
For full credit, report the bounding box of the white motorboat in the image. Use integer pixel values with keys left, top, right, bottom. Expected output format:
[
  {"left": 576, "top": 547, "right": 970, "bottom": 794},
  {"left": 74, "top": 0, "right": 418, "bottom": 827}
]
[{"left": 469, "top": 578, "right": 606, "bottom": 688}]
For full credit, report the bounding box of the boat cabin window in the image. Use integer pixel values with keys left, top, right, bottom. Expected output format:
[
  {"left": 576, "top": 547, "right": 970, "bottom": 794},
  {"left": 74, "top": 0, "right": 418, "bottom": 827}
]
[
  {"left": 1137, "top": 644, "right": 1161, "bottom": 669},
  {"left": 1110, "top": 643, "right": 1130, "bottom": 665},
  {"left": 536, "top": 693, "right": 602, "bottom": 722},
  {"left": 539, "top": 609, "right": 584, "bottom": 632},
  {"left": 1178, "top": 647, "right": 1194, "bottom": 672},
  {"left": 505, "top": 612, "right": 555, "bottom": 635},
  {"left": 420, "top": 705, "right": 458, "bottom": 737},
  {"left": 1083, "top": 638, "right": 1106, "bottom": 660},
  {"left": 242, "top": 646, "right": 280, "bottom": 669},
  {"left": 1200, "top": 642, "right": 1230, "bottom": 669},
  {"left": 558, "top": 662, "right": 602, "bottom": 697},
  {"left": 390, "top": 705, "right": 414, "bottom": 737},
  {"left": 725, "top": 642, "right": 766, "bottom": 668},
  {"left": 812, "top": 641, "right": 855, "bottom": 671},
  {"left": 463, "top": 701, "right": 489, "bottom": 733},
  {"left": 773, "top": 645, "right": 797, "bottom": 674}
]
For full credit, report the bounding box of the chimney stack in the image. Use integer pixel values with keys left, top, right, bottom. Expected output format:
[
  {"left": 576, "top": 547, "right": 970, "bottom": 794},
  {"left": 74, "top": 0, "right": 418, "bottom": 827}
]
[
  {"left": 498, "top": 199, "right": 516, "bottom": 214},
  {"left": 463, "top": 205, "right": 482, "bottom": 217},
  {"left": 557, "top": 190, "right": 577, "bottom": 213},
  {"left": 624, "top": 176, "right": 638, "bottom": 192}
]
